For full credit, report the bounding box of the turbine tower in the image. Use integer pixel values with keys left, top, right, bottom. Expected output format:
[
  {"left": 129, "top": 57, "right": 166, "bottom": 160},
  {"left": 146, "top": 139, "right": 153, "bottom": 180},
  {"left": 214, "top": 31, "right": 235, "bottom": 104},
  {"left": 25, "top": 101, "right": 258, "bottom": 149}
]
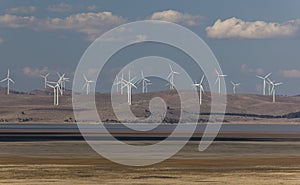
[
  {"left": 215, "top": 69, "right": 227, "bottom": 94},
  {"left": 192, "top": 75, "right": 205, "bottom": 105},
  {"left": 268, "top": 79, "right": 283, "bottom": 103},
  {"left": 256, "top": 73, "right": 272, "bottom": 95},
  {"left": 230, "top": 81, "right": 240, "bottom": 94},
  {"left": 41, "top": 73, "right": 50, "bottom": 89},
  {"left": 139, "top": 70, "right": 151, "bottom": 93},
  {"left": 167, "top": 64, "right": 180, "bottom": 90},
  {"left": 0, "top": 69, "right": 15, "bottom": 95},
  {"left": 82, "top": 74, "right": 94, "bottom": 95},
  {"left": 121, "top": 70, "right": 137, "bottom": 105},
  {"left": 266, "top": 80, "right": 271, "bottom": 95}
]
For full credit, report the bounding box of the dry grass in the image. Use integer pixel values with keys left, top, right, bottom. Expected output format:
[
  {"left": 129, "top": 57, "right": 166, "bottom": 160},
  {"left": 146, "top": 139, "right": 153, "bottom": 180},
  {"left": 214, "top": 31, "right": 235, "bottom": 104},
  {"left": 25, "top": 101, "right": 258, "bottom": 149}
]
[
  {"left": 0, "top": 141, "right": 299, "bottom": 184},
  {"left": 0, "top": 89, "right": 300, "bottom": 123}
]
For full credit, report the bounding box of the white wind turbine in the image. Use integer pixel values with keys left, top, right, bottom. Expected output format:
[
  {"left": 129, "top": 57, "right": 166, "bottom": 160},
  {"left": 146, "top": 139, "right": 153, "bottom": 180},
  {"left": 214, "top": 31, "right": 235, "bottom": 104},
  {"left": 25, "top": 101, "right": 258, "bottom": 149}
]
[
  {"left": 230, "top": 81, "right": 240, "bottom": 94},
  {"left": 113, "top": 76, "right": 120, "bottom": 93},
  {"left": 256, "top": 73, "right": 272, "bottom": 95},
  {"left": 41, "top": 73, "right": 50, "bottom": 89},
  {"left": 268, "top": 79, "right": 283, "bottom": 103},
  {"left": 57, "top": 73, "right": 69, "bottom": 95},
  {"left": 167, "top": 64, "right": 180, "bottom": 90},
  {"left": 0, "top": 69, "right": 15, "bottom": 95},
  {"left": 192, "top": 75, "right": 205, "bottom": 105},
  {"left": 215, "top": 69, "right": 227, "bottom": 94},
  {"left": 121, "top": 70, "right": 137, "bottom": 105},
  {"left": 139, "top": 70, "right": 151, "bottom": 93},
  {"left": 47, "top": 78, "right": 63, "bottom": 106},
  {"left": 83, "top": 74, "right": 94, "bottom": 95}
]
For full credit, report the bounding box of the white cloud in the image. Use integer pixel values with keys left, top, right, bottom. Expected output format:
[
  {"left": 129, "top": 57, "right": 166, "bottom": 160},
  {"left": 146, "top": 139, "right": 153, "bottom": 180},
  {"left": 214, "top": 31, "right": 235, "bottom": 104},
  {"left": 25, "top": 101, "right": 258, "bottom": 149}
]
[
  {"left": 0, "top": 37, "right": 3, "bottom": 44},
  {"left": 280, "top": 69, "right": 300, "bottom": 78},
  {"left": 241, "top": 64, "right": 264, "bottom": 75},
  {"left": 5, "top": 6, "right": 36, "bottom": 14},
  {"left": 0, "top": 12, "right": 127, "bottom": 41},
  {"left": 46, "top": 3, "right": 73, "bottom": 13},
  {"left": 241, "top": 64, "right": 253, "bottom": 73},
  {"left": 149, "top": 10, "right": 202, "bottom": 26},
  {"left": 86, "top": 5, "right": 99, "bottom": 11},
  {"left": 0, "top": 14, "right": 37, "bottom": 29},
  {"left": 206, "top": 17, "right": 300, "bottom": 39},
  {"left": 22, "top": 67, "right": 49, "bottom": 78}
]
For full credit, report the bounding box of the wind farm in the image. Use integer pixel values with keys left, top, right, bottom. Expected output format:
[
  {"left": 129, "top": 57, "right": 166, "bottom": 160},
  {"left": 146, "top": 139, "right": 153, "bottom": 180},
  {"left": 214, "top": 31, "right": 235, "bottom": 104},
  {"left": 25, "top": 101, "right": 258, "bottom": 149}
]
[{"left": 0, "top": 65, "right": 297, "bottom": 122}]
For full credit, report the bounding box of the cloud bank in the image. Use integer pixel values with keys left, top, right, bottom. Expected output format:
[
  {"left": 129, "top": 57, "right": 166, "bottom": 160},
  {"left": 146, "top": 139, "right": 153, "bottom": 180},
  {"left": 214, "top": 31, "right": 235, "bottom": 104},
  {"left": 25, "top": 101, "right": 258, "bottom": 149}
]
[
  {"left": 280, "top": 69, "right": 300, "bottom": 78},
  {"left": 5, "top": 6, "right": 36, "bottom": 14},
  {"left": 22, "top": 67, "right": 49, "bottom": 78},
  {"left": 149, "top": 10, "right": 202, "bottom": 26},
  {"left": 47, "top": 3, "right": 73, "bottom": 13},
  {"left": 0, "top": 12, "right": 126, "bottom": 41},
  {"left": 206, "top": 17, "right": 300, "bottom": 39}
]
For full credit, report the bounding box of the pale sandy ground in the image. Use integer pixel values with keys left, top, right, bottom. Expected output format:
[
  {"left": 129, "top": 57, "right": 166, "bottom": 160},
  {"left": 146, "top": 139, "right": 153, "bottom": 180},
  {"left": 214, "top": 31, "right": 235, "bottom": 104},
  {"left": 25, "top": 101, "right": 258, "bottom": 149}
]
[{"left": 0, "top": 141, "right": 299, "bottom": 185}]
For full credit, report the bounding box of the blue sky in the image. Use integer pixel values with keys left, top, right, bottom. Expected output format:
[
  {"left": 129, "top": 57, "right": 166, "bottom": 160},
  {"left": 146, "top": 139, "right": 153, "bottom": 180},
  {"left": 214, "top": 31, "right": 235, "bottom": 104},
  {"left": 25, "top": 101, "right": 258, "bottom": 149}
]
[{"left": 0, "top": 0, "right": 300, "bottom": 95}]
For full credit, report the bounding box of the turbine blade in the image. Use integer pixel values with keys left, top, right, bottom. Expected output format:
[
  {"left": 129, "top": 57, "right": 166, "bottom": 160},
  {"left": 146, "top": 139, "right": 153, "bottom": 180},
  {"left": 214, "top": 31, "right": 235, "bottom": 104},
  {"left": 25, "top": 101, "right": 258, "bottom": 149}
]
[
  {"left": 83, "top": 74, "right": 88, "bottom": 82},
  {"left": 0, "top": 78, "right": 6, "bottom": 83},
  {"left": 173, "top": 71, "right": 180, "bottom": 75},
  {"left": 214, "top": 77, "right": 219, "bottom": 84},
  {"left": 47, "top": 84, "right": 55, "bottom": 88},
  {"left": 215, "top": 69, "right": 219, "bottom": 76},
  {"left": 200, "top": 75, "right": 205, "bottom": 84},
  {"left": 82, "top": 83, "right": 87, "bottom": 90},
  {"left": 167, "top": 72, "right": 172, "bottom": 79},
  {"left": 9, "top": 78, "right": 15, "bottom": 84},
  {"left": 141, "top": 70, "right": 144, "bottom": 78},
  {"left": 265, "top": 73, "right": 272, "bottom": 78},
  {"left": 256, "top": 75, "right": 264, "bottom": 80},
  {"left": 131, "top": 83, "right": 137, "bottom": 89},
  {"left": 169, "top": 64, "right": 173, "bottom": 72},
  {"left": 200, "top": 85, "right": 204, "bottom": 92}
]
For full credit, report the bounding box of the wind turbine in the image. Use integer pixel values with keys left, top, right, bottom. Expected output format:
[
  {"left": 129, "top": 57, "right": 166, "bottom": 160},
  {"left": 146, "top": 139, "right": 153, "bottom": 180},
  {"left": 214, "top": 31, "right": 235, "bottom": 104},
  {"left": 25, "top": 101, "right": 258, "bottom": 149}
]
[
  {"left": 57, "top": 73, "right": 69, "bottom": 95},
  {"left": 113, "top": 76, "right": 120, "bottom": 93},
  {"left": 256, "top": 73, "right": 272, "bottom": 95},
  {"left": 167, "top": 64, "right": 180, "bottom": 90},
  {"left": 121, "top": 70, "right": 137, "bottom": 105},
  {"left": 82, "top": 74, "right": 94, "bottom": 95},
  {"left": 41, "top": 73, "right": 50, "bottom": 89},
  {"left": 0, "top": 69, "right": 15, "bottom": 95},
  {"left": 192, "top": 75, "right": 205, "bottom": 105},
  {"left": 215, "top": 69, "right": 227, "bottom": 94},
  {"left": 230, "top": 81, "right": 240, "bottom": 94},
  {"left": 139, "top": 70, "right": 151, "bottom": 93},
  {"left": 47, "top": 80, "right": 62, "bottom": 106},
  {"left": 268, "top": 79, "right": 283, "bottom": 103}
]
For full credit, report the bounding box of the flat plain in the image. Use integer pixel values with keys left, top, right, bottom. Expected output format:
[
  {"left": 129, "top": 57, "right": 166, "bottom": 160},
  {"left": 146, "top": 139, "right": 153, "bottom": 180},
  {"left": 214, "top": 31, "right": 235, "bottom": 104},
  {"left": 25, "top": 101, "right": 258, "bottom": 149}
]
[{"left": 0, "top": 141, "right": 299, "bottom": 185}]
